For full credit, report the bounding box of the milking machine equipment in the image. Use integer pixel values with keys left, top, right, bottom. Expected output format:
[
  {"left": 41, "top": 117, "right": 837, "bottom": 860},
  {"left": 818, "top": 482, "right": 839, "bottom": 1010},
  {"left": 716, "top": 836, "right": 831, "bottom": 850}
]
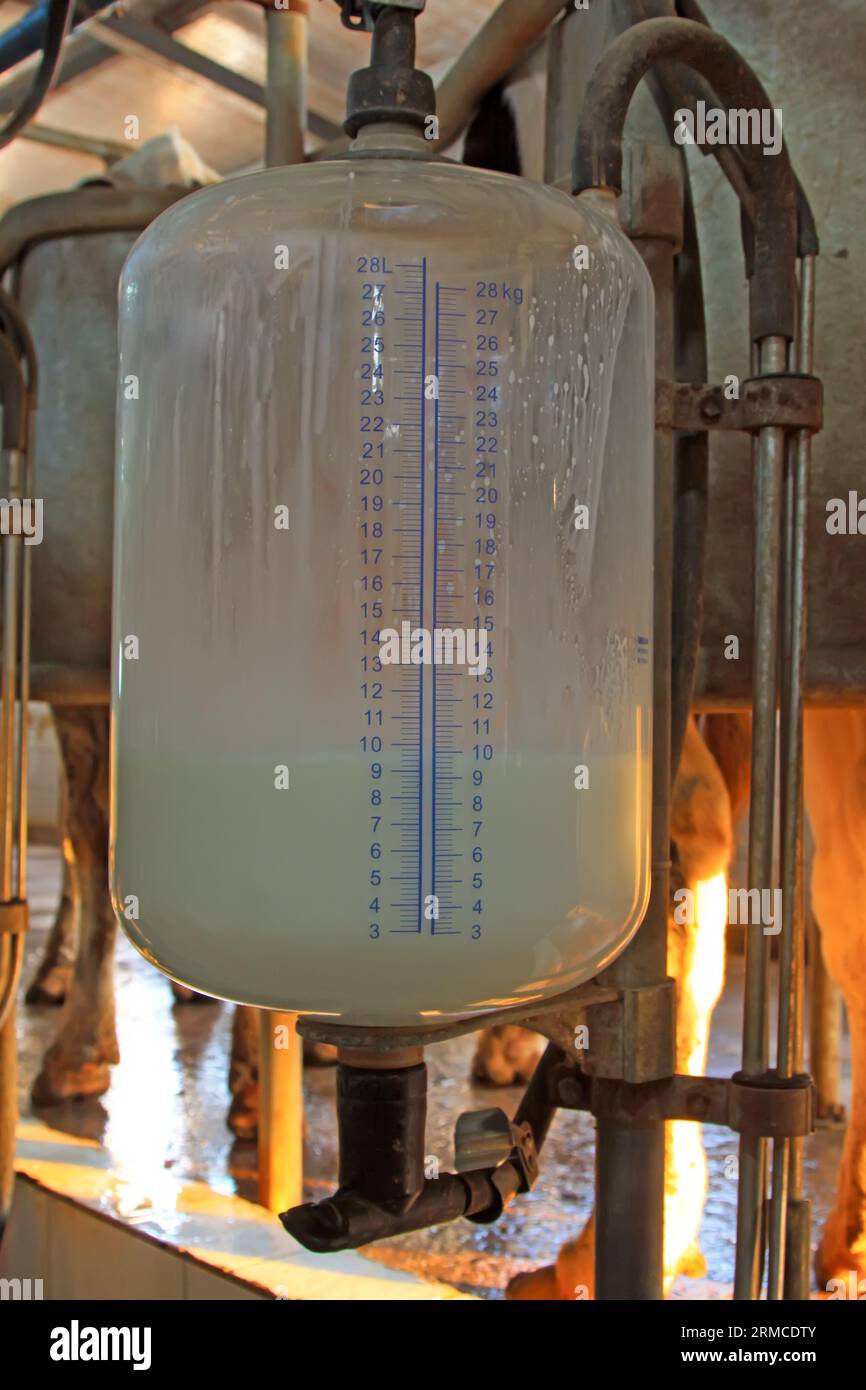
[{"left": 107, "top": 0, "right": 824, "bottom": 1298}]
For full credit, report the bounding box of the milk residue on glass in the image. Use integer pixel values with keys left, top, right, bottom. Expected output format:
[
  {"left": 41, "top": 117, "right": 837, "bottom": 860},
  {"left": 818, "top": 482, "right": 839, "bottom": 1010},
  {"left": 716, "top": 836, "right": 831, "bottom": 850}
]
[{"left": 111, "top": 159, "right": 655, "bottom": 1024}]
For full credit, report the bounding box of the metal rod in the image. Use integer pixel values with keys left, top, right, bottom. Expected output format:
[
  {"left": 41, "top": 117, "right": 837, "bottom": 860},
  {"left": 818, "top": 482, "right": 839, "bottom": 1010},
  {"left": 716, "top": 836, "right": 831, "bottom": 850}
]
[
  {"left": 596, "top": 1117, "right": 666, "bottom": 1298},
  {"left": 435, "top": 0, "right": 566, "bottom": 149},
  {"left": 256, "top": 37, "right": 308, "bottom": 1212},
  {"left": 15, "top": 429, "right": 33, "bottom": 901},
  {"left": 257, "top": 1010, "right": 303, "bottom": 1213},
  {"left": 0, "top": 450, "right": 22, "bottom": 904},
  {"left": 781, "top": 253, "right": 816, "bottom": 1300},
  {"left": 19, "top": 121, "right": 132, "bottom": 163},
  {"left": 734, "top": 332, "right": 788, "bottom": 1301},
  {"left": 265, "top": 2, "right": 308, "bottom": 168}
]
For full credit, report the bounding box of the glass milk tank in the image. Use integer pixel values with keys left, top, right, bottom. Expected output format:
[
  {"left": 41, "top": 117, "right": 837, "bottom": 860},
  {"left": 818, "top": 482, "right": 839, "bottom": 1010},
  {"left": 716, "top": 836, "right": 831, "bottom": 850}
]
[{"left": 111, "top": 147, "right": 655, "bottom": 1025}]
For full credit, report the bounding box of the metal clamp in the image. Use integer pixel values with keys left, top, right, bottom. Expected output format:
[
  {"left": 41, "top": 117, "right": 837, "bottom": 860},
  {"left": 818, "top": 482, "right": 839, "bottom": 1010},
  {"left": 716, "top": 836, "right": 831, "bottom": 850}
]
[
  {"left": 550, "top": 1064, "right": 815, "bottom": 1140},
  {"left": 455, "top": 1107, "right": 538, "bottom": 1193},
  {"left": 0, "top": 899, "right": 27, "bottom": 935},
  {"left": 656, "top": 374, "right": 823, "bottom": 435},
  {"left": 729, "top": 1071, "right": 815, "bottom": 1140}
]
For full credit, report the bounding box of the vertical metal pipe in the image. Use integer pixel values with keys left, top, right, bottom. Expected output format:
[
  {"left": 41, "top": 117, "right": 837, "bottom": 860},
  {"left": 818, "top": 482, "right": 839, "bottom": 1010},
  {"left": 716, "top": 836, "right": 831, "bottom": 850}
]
[
  {"left": 257, "top": 1011, "right": 303, "bottom": 1214},
  {"left": 257, "top": 2, "right": 308, "bottom": 1213},
  {"left": 780, "top": 254, "right": 815, "bottom": 1301},
  {"left": 265, "top": 1, "right": 309, "bottom": 168},
  {"left": 734, "top": 333, "right": 788, "bottom": 1301},
  {"left": 0, "top": 447, "right": 22, "bottom": 905},
  {"left": 595, "top": 235, "right": 673, "bottom": 1302},
  {"left": 596, "top": 1118, "right": 666, "bottom": 1298},
  {"left": 15, "top": 426, "right": 33, "bottom": 900}
]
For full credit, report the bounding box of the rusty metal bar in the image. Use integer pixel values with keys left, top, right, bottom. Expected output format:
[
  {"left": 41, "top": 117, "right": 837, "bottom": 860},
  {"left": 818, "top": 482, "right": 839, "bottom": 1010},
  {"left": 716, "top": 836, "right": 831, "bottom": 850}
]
[{"left": 655, "top": 376, "right": 822, "bottom": 436}]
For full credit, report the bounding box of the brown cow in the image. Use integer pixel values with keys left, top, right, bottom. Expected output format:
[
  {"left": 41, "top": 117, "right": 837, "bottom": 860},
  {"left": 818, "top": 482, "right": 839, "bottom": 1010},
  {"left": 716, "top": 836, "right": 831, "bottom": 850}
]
[{"left": 506, "top": 709, "right": 866, "bottom": 1297}]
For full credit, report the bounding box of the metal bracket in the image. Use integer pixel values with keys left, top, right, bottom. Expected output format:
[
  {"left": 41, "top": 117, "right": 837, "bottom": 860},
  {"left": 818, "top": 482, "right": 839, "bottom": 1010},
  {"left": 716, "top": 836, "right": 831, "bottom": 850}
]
[
  {"left": 568, "top": 978, "right": 677, "bottom": 1084},
  {"left": 656, "top": 374, "right": 823, "bottom": 435},
  {"left": 550, "top": 1062, "right": 815, "bottom": 1140}
]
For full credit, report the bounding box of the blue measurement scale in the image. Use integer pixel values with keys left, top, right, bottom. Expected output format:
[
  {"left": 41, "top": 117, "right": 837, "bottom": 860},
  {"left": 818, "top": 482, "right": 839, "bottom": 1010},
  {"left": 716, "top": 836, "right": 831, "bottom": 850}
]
[{"left": 355, "top": 254, "right": 512, "bottom": 942}]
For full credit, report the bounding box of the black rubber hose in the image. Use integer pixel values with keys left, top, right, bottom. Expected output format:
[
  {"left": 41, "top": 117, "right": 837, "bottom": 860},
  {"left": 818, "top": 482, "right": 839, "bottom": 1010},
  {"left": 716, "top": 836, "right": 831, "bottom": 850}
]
[
  {"left": 674, "top": 0, "right": 819, "bottom": 257},
  {"left": 572, "top": 17, "right": 798, "bottom": 343},
  {"left": 0, "top": 287, "right": 38, "bottom": 402},
  {"left": 0, "top": 334, "right": 27, "bottom": 452},
  {"left": 0, "top": 0, "right": 74, "bottom": 153}
]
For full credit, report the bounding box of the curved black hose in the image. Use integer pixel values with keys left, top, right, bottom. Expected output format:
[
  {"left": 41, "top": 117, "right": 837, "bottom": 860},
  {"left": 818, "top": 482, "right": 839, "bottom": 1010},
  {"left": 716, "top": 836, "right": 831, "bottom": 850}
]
[
  {"left": 0, "top": 286, "right": 38, "bottom": 401},
  {"left": 572, "top": 17, "right": 798, "bottom": 343},
  {"left": 0, "top": 334, "right": 27, "bottom": 451},
  {"left": 0, "top": 0, "right": 74, "bottom": 153},
  {"left": 674, "top": 0, "right": 819, "bottom": 257}
]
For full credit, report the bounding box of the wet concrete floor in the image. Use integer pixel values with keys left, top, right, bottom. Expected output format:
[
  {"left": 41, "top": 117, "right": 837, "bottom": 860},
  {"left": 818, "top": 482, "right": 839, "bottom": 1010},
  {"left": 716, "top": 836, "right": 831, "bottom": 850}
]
[{"left": 15, "top": 845, "right": 850, "bottom": 1299}]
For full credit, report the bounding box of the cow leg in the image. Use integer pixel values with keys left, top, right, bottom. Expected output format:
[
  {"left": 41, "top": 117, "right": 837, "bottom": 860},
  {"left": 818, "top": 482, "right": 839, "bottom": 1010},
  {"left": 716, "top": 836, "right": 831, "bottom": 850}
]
[
  {"left": 31, "top": 706, "right": 118, "bottom": 1104},
  {"left": 805, "top": 710, "right": 866, "bottom": 1286},
  {"left": 25, "top": 830, "right": 79, "bottom": 1006},
  {"left": 228, "top": 1005, "right": 260, "bottom": 1139},
  {"left": 508, "top": 717, "right": 732, "bottom": 1299},
  {"left": 227, "top": 1005, "right": 336, "bottom": 1139}
]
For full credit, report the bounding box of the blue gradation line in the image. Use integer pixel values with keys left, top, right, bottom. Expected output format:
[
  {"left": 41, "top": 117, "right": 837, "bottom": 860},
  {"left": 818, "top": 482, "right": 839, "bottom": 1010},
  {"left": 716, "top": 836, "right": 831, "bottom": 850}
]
[{"left": 417, "top": 257, "right": 427, "bottom": 933}]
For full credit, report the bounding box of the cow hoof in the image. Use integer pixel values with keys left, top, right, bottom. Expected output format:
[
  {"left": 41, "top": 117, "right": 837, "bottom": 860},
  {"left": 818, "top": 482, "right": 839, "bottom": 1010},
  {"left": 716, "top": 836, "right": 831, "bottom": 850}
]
[
  {"left": 506, "top": 1264, "right": 562, "bottom": 1300},
  {"left": 303, "top": 1041, "right": 338, "bottom": 1067},
  {"left": 227, "top": 1086, "right": 258, "bottom": 1140},
  {"left": 471, "top": 1028, "right": 543, "bottom": 1087},
  {"left": 24, "top": 966, "right": 72, "bottom": 1007},
  {"left": 169, "top": 980, "right": 215, "bottom": 1006},
  {"left": 508, "top": 1230, "right": 594, "bottom": 1300},
  {"left": 31, "top": 1050, "right": 112, "bottom": 1106}
]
